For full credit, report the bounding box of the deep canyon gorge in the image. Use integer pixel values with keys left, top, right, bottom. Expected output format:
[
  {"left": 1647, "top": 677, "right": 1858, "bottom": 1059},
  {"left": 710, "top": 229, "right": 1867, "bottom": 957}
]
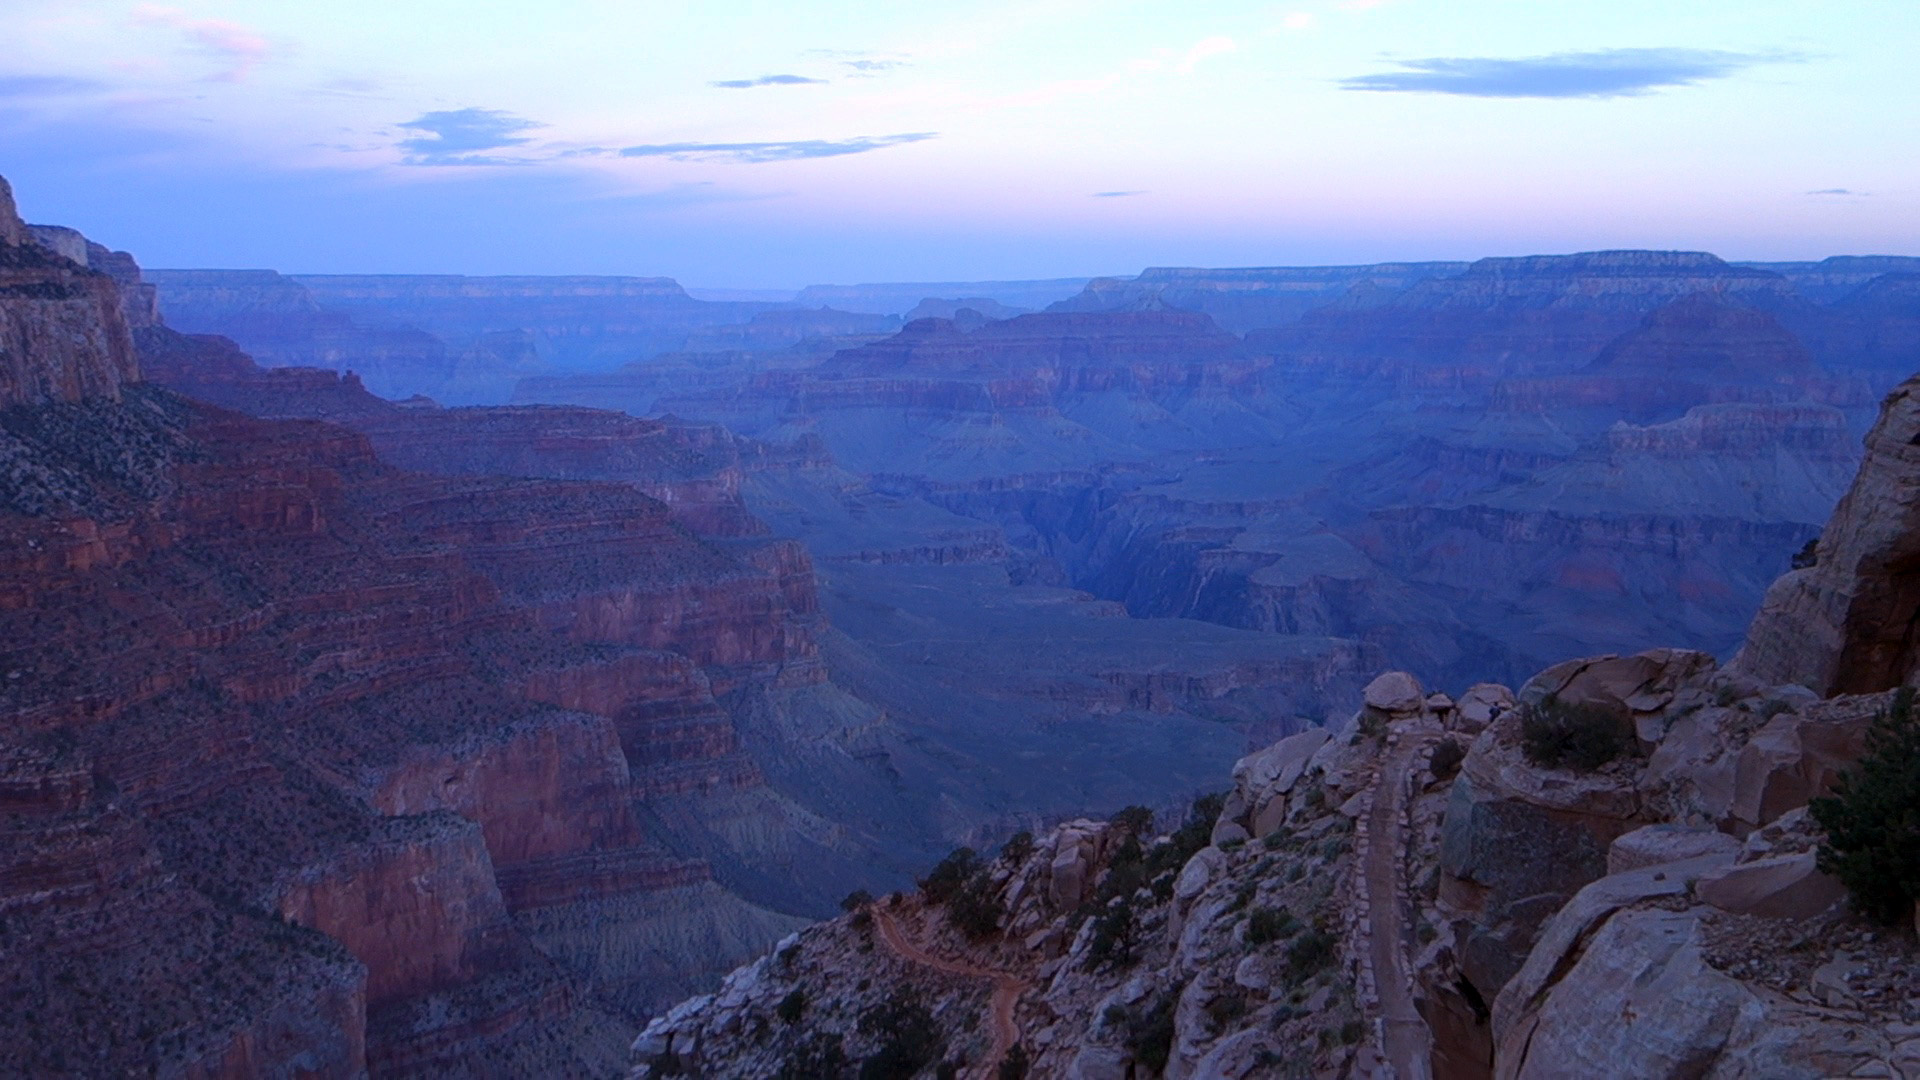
[{"left": 5, "top": 166, "right": 1920, "bottom": 1077}]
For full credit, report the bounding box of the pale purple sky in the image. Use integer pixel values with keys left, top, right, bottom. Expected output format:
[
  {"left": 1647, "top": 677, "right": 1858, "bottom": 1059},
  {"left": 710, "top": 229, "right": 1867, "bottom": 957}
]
[{"left": 1, "top": 0, "right": 1913, "bottom": 286}]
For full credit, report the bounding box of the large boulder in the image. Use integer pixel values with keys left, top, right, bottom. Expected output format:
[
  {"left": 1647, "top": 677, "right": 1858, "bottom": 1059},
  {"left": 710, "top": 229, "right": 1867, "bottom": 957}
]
[
  {"left": 1695, "top": 852, "right": 1847, "bottom": 920},
  {"left": 1220, "top": 727, "right": 1330, "bottom": 839},
  {"left": 1364, "top": 670, "right": 1425, "bottom": 714},
  {"left": 1439, "top": 710, "right": 1648, "bottom": 997},
  {"left": 1521, "top": 649, "right": 1716, "bottom": 719},
  {"left": 1606, "top": 824, "right": 1740, "bottom": 874}
]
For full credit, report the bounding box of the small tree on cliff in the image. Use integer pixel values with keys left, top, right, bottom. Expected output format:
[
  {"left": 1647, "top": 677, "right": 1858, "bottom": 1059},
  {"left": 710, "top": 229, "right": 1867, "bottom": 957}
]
[{"left": 1812, "top": 687, "right": 1920, "bottom": 927}]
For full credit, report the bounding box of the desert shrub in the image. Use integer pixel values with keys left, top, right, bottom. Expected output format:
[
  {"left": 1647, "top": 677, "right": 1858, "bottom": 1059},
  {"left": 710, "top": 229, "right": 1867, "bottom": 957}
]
[
  {"left": 1285, "top": 928, "right": 1337, "bottom": 982},
  {"left": 919, "top": 848, "right": 981, "bottom": 904},
  {"left": 998, "top": 1043, "right": 1030, "bottom": 1080},
  {"left": 777, "top": 988, "right": 809, "bottom": 1024},
  {"left": 1145, "top": 792, "right": 1227, "bottom": 880},
  {"left": 1224, "top": 880, "right": 1257, "bottom": 913},
  {"left": 1247, "top": 906, "right": 1298, "bottom": 945},
  {"left": 1812, "top": 687, "right": 1920, "bottom": 926},
  {"left": 1111, "top": 805, "right": 1156, "bottom": 835},
  {"left": 1430, "top": 738, "right": 1466, "bottom": 780},
  {"left": 842, "top": 889, "right": 875, "bottom": 912},
  {"left": 1204, "top": 989, "right": 1249, "bottom": 1029},
  {"left": 1084, "top": 898, "right": 1138, "bottom": 970},
  {"left": 1121, "top": 993, "right": 1178, "bottom": 1072},
  {"left": 1000, "top": 830, "right": 1035, "bottom": 865},
  {"left": 949, "top": 874, "right": 1006, "bottom": 940},
  {"left": 858, "top": 990, "right": 943, "bottom": 1080},
  {"left": 1792, "top": 538, "right": 1819, "bottom": 570},
  {"left": 777, "top": 1033, "right": 850, "bottom": 1080},
  {"left": 1520, "top": 695, "right": 1634, "bottom": 771}
]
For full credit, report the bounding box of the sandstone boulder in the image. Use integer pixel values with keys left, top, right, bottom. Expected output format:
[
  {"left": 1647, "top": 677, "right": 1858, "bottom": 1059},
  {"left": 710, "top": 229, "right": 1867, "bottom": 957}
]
[
  {"left": 1454, "top": 683, "right": 1514, "bottom": 733},
  {"left": 1695, "top": 852, "right": 1847, "bottom": 919},
  {"left": 1606, "top": 824, "right": 1740, "bottom": 875},
  {"left": 1439, "top": 716, "right": 1649, "bottom": 996},
  {"left": 1521, "top": 649, "right": 1715, "bottom": 716},
  {"left": 1363, "top": 670, "right": 1425, "bottom": 714},
  {"left": 1223, "top": 727, "right": 1330, "bottom": 839}
]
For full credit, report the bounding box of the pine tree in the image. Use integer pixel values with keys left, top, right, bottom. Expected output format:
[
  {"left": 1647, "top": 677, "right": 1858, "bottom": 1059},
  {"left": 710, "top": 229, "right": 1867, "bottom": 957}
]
[{"left": 1811, "top": 686, "right": 1920, "bottom": 927}]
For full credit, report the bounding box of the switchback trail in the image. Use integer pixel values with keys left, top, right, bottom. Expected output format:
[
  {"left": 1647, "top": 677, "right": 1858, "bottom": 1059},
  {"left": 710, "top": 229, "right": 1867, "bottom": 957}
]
[
  {"left": 1366, "top": 733, "right": 1437, "bottom": 1079},
  {"left": 874, "top": 906, "right": 1027, "bottom": 1079}
]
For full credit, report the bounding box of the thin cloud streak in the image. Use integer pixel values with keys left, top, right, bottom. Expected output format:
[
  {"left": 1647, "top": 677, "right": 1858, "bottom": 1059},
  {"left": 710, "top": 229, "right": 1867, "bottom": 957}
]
[
  {"left": 619, "top": 133, "right": 937, "bottom": 164},
  {"left": 1341, "top": 48, "right": 1801, "bottom": 99},
  {"left": 710, "top": 74, "right": 827, "bottom": 89}
]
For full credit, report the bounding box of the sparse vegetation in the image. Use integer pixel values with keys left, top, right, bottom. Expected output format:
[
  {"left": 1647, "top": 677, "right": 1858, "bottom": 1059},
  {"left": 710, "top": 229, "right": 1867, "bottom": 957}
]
[
  {"left": 1247, "top": 906, "right": 1298, "bottom": 945},
  {"left": 1285, "top": 927, "right": 1337, "bottom": 982},
  {"left": 857, "top": 990, "right": 944, "bottom": 1080},
  {"left": 776, "top": 1032, "right": 850, "bottom": 1080},
  {"left": 841, "top": 890, "right": 874, "bottom": 912},
  {"left": 1084, "top": 898, "right": 1138, "bottom": 970},
  {"left": 1520, "top": 694, "right": 1635, "bottom": 771},
  {"left": 1792, "top": 537, "right": 1819, "bottom": 570},
  {"left": 1430, "top": 737, "right": 1466, "bottom": 780},
  {"left": 920, "top": 846, "right": 1004, "bottom": 939},
  {"left": 1000, "top": 830, "right": 1035, "bottom": 865},
  {"left": 1812, "top": 687, "right": 1920, "bottom": 927},
  {"left": 998, "top": 1042, "right": 1030, "bottom": 1080},
  {"left": 1117, "top": 992, "right": 1177, "bottom": 1072},
  {"left": 776, "top": 988, "right": 808, "bottom": 1025}
]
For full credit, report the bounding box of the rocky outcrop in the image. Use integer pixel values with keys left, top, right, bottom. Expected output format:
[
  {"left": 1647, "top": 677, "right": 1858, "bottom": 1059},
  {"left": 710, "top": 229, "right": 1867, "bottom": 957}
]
[
  {"left": 1735, "top": 372, "right": 1920, "bottom": 693},
  {"left": 0, "top": 192, "right": 139, "bottom": 406}
]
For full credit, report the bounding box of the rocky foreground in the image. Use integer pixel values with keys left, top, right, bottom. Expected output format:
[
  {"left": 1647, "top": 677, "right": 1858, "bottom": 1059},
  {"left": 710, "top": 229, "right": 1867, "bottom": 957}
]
[{"left": 632, "top": 369, "right": 1920, "bottom": 1077}]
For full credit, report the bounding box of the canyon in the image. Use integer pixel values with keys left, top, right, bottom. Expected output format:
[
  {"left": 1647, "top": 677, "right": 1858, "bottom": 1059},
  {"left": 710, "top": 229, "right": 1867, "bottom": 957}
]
[
  {"left": 637, "top": 364, "right": 1920, "bottom": 1079},
  {"left": 9, "top": 154, "right": 1920, "bottom": 1079}
]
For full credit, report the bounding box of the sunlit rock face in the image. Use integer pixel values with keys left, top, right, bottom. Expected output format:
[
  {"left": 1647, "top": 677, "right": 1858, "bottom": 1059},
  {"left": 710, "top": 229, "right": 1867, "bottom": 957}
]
[{"left": 0, "top": 181, "right": 140, "bottom": 406}]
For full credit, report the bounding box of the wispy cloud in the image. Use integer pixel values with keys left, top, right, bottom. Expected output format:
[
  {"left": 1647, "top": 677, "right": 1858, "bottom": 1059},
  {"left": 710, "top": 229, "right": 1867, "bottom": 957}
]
[
  {"left": 0, "top": 75, "right": 105, "bottom": 98},
  {"left": 1093, "top": 190, "right": 1146, "bottom": 198},
  {"left": 710, "top": 74, "right": 827, "bottom": 89},
  {"left": 618, "top": 132, "right": 937, "bottom": 164},
  {"left": 801, "top": 49, "right": 913, "bottom": 78},
  {"left": 132, "top": 4, "right": 271, "bottom": 83},
  {"left": 1807, "top": 188, "right": 1868, "bottom": 197},
  {"left": 1341, "top": 47, "right": 1800, "bottom": 99},
  {"left": 397, "top": 107, "right": 543, "bottom": 166}
]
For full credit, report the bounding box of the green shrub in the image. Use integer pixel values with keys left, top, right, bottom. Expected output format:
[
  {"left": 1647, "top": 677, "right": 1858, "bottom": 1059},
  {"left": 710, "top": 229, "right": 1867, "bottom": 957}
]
[
  {"left": 1430, "top": 738, "right": 1466, "bottom": 780},
  {"left": 842, "top": 890, "right": 875, "bottom": 912},
  {"left": 1204, "top": 989, "right": 1248, "bottom": 1029},
  {"left": 1121, "top": 994, "right": 1177, "bottom": 1072},
  {"left": 1247, "top": 906, "right": 1298, "bottom": 945},
  {"left": 1791, "top": 538, "right": 1819, "bottom": 570},
  {"left": 1110, "top": 805, "right": 1155, "bottom": 835},
  {"left": 919, "top": 848, "right": 981, "bottom": 904},
  {"left": 1285, "top": 928, "right": 1337, "bottom": 982},
  {"left": 1084, "top": 898, "right": 1138, "bottom": 970},
  {"left": 998, "top": 1042, "right": 1030, "bottom": 1080},
  {"left": 1812, "top": 687, "right": 1920, "bottom": 926},
  {"left": 858, "top": 990, "right": 943, "bottom": 1080},
  {"left": 949, "top": 874, "right": 1005, "bottom": 940},
  {"left": 1000, "top": 830, "right": 1035, "bottom": 865},
  {"left": 777, "top": 1033, "right": 849, "bottom": 1080},
  {"left": 777, "top": 988, "right": 808, "bottom": 1025},
  {"left": 1520, "top": 695, "right": 1634, "bottom": 771}
]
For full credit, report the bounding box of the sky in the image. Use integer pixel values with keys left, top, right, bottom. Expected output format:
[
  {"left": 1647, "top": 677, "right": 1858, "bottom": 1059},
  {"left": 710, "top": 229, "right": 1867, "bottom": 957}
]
[{"left": 0, "top": 0, "right": 1915, "bottom": 287}]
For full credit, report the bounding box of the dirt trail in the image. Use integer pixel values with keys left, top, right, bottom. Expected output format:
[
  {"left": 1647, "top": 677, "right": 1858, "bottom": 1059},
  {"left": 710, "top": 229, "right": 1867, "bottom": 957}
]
[
  {"left": 1365, "top": 735, "right": 1436, "bottom": 1079},
  {"left": 874, "top": 906, "right": 1027, "bottom": 1079}
]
